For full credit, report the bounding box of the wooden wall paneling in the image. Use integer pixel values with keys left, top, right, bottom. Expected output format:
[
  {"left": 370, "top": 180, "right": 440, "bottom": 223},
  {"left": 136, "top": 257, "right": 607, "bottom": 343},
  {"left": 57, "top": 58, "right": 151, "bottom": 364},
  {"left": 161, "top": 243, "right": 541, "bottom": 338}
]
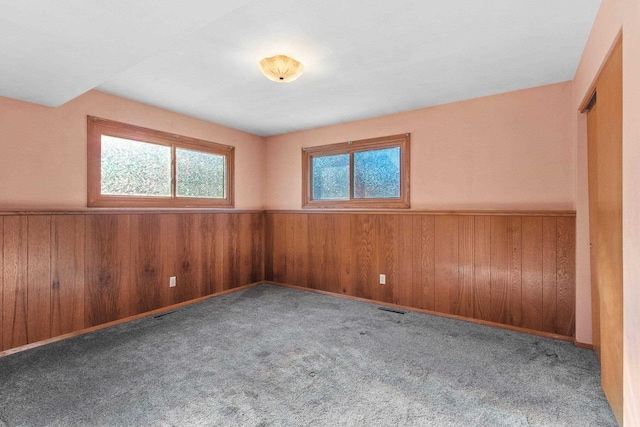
[
  {"left": 292, "top": 214, "right": 308, "bottom": 288},
  {"left": 130, "top": 215, "right": 164, "bottom": 315},
  {"left": 85, "top": 215, "right": 131, "bottom": 327},
  {"left": 51, "top": 215, "right": 85, "bottom": 336},
  {"left": 159, "top": 214, "right": 178, "bottom": 305},
  {"left": 264, "top": 214, "right": 274, "bottom": 281},
  {"left": 26, "top": 216, "right": 51, "bottom": 344},
  {"left": 508, "top": 217, "right": 523, "bottom": 327},
  {"left": 542, "top": 217, "right": 558, "bottom": 333},
  {"left": 377, "top": 215, "right": 398, "bottom": 304},
  {"left": 411, "top": 216, "right": 435, "bottom": 310},
  {"left": 353, "top": 215, "right": 376, "bottom": 300},
  {"left": 335, "top": 214, "right": 355, "bottom": 295},
  {"left": 456, "top": 216, "right": 474, "bottom": 317},
  {"left": 200, "top": 214, "right": 223, "bottom": 295},
  {"left": 393, "top": 215, "right": 414, "bottom": 306},
  {"left": 2, "top": 217, "right": 29, "bottom": 350},
  {"left": 490, "top": 217, "right": 510, "bottom": 324},
  {"left": 324, "top": 215, "right": 344, "bottom": 295},
  {"left": 434, "top": 216, "right": 458, "bottom": 314},
  {"left": 473, "top": 216, "right": 491, "bottom": 321},
  {"left": 250, "top": 213, "right": 265, "bottom": 284},
  {"left": 521, "top": 217, "right": 544, "bottom": 331},
  {"left": 307, "top": 214, "right": 327, "bottom": 291},
  {"left": 271, "top": 214, "right": 289, "bottom": 284},
  {"left": 237, "top": 213, "right": 263, "bottom": 285},
  {"left": 175, "top": 214, "right": 204, "bottom": 300},
  {"left": 556, "top": 217, "right": 576, "bottom": 336},
  {"left": 3, "top": 217, "right": 28, "bottom": 350}
]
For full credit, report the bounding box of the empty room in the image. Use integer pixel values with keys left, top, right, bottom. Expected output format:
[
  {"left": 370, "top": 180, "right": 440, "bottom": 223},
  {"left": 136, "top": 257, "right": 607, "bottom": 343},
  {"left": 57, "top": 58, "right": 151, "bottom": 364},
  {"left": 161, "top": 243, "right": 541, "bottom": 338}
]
[{"left": 0, "top": 1, "right": 638, "bottom": 426}]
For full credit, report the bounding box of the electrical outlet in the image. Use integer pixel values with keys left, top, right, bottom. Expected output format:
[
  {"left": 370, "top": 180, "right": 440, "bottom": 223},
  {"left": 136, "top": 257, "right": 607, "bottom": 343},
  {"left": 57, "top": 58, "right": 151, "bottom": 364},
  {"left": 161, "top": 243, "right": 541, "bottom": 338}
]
[
  {"left": 379, "top": 274, "right": 386, "bottom": 285},
  {"left": 169, "top": 276, "right": 176, "bottom": 288}
]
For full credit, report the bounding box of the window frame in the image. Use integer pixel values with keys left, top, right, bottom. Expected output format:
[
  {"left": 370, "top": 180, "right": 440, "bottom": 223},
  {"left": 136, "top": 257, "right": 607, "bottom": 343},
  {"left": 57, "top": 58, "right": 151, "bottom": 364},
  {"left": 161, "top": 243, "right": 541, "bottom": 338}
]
[
  {"left": 302, "top": 133, "right": 410, "bottom": 209},
  {"left": 87, "top": 116, "right": 234, "bottom": 208}
]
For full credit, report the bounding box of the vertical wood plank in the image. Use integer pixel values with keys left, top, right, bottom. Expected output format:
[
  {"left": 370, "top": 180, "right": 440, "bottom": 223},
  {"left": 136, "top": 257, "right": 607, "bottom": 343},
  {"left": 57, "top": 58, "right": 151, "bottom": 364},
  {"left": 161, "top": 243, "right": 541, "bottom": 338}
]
[
  {"left": 434, "top": 216, "right": 458, "bottom": 314},
  {"left": 353, "top": 215, "right": 376, "bottom": 300},
  {"left": 200, "top": 214, "right": 222, "bottom": 295},
  {"left": 160, "top": 214, "right": 178, "bottom": 303},
  {"left": 377, "top": 215, "right": 397, "bottom": 304},
  {"left": 85, "top": 215, "right": 131, "bottom": 327},
  {"left": 264, "top": 214, "right": 274, "bottom": 281},
  {"left": 3, "top": 217, "right": 28, "bottom": 350},
  {"left": 307, "top": 214, "right": 327, "bottom": 290},
  {"left": 293, "top": 214, "right": 309, "bottom": 287},
  {"left": 51, "top": 215, "right": 85, "bottom": 336},
  {"left": 394, "top": 215, "right": 414, "bottom": 306},
  {"left": 412, "top": 216, "right": 435, "bottom": 310},
  {"left": 130, "top": 215, "right": 163, "bottom": 315},
  {"left": 556, "top": 217, "right": 576, "bottom": 336},
  {"left": 456, "top": 216, "right": 474, "bottom": 317},
  {"left": 27, "top": 216, "right": 51, "bottom": 344},
  {"left": 490, "top": 217, "right": 509, "bottom": 324},
  {"left": 473, "top": 216, "right": 491, "bottom": 321},
  {"left": 335, "top": 214, "right": 355, "bottom": 295},
  {"left": 252, "top": 213, "right": 265, "bottom": 283},
  {"left": 271, "top": 214, "right": 288, "bottom": 283},
  {"left": 542, "top": 217, "right": 557, "bottom": 333},
  {"left": 521, "top": 217, "right": 543, "bottom": 331},
  {"left": 176, "top": 215, "right": 204, "bottom": 298},
  {"left": 508, "top": 217, "right": 523, "bottom": 327}
]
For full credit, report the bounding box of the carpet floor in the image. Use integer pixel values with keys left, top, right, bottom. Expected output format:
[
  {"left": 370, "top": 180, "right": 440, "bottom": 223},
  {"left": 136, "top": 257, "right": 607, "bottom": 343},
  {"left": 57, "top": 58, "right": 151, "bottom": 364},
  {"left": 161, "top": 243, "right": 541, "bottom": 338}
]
[{"left": 0, "top": 284, "right": 615, "bottom": 426}]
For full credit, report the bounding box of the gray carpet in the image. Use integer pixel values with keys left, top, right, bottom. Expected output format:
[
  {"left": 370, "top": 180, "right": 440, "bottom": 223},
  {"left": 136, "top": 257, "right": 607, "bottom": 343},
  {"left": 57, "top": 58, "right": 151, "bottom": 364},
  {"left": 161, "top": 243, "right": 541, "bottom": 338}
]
[{"left": 0, "top": 284, "right": 615, "bottom": 426}]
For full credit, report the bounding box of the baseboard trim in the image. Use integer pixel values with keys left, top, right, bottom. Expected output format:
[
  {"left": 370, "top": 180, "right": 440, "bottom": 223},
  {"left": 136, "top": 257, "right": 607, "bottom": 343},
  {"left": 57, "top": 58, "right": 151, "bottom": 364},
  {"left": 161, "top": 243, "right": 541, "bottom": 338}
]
[
  {"left": 0, "top": 282, "right": 262, "bottom": 358},
  {"left": 265, "top": 281, "right": 575, "bottom": 343},
  {"left": 573, "top": 340, "right": 594, "bottom": 350}
]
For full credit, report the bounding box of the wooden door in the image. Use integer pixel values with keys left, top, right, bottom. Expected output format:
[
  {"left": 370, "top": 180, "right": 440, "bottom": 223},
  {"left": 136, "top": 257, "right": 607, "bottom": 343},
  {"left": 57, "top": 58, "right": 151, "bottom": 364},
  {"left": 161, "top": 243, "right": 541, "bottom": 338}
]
[{"left": 585, "top": 38, "right": 623, "bottom": 424}]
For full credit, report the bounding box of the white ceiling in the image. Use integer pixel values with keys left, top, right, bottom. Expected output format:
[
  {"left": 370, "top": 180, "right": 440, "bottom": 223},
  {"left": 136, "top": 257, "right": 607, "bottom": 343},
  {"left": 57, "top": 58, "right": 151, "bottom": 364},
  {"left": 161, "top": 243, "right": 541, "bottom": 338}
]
[{"left": 0, "top": 0, "right": 600, "bottom": 136}]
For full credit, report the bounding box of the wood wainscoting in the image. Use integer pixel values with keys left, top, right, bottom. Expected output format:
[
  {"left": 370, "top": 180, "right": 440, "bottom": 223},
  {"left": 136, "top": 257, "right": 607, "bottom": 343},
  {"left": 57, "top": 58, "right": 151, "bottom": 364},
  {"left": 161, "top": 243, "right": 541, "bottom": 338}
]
[
  {"left": 265, "top": 211, "right": 576, "bottom": 338},
  {"left": 0, "top": 211, "right": 264, "bottom": 352}
]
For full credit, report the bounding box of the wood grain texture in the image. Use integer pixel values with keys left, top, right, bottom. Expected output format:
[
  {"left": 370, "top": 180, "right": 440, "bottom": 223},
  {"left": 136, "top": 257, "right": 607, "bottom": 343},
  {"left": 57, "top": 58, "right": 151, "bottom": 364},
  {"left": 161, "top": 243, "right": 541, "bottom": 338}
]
[
  {"left": 542, "top": 217, "right": 557, "bottom": 334},
  {"left": 130, "top": 215, "right": 164, "bottom": 314},
  {"left": 3, "top": 217, "right": 28, "bottom": 350},
  {"left": 434, "top": 216, "right": 458, "bottom": 314},
  {"left": 27, "top": 216, "right": 51, "bottom": 344},
  {"left": 84, "top": 215, "right": 132, "bottom": 327},
  {"left": 412, "top": 216, "right": 435, "bottom": 311},
  {"left": 556, "top": 217, "right": 575, "bottom": 337},
  {"left": 473, "top": 216, "right": 491, "bottom": 321},
  {"left": 456, "top": 216, "right": 474, "bottom": 318},
  {"left": 521, "top": 217, "right": 543, "bottom": 331},
  {"left": 586, "top": 38, "right": 623, "bottom": 423},
  {"left": 265, "top": 212, "right": 575, "bottom": 338},
  {"left": 51, "top": 216, "right": 85, "bottom": 336},
  {"left": 0, "top": 212, "right": 265, "bottom": 353}
]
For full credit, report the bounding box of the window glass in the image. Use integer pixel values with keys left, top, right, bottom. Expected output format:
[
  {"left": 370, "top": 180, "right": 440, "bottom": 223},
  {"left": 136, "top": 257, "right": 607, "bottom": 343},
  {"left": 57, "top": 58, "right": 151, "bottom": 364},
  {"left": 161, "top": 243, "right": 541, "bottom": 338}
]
[
  {"left": 353, "top": 147, "right": 400, "bottom": 198},
  {"left": 312, "top": 154, "right": 350, "bottom": 200},
  {"left": 176, "top": 148, "right": 226, "bottom": 199},
  {"left": 101, "top": 135, "right": 171, "bottom": 197}
]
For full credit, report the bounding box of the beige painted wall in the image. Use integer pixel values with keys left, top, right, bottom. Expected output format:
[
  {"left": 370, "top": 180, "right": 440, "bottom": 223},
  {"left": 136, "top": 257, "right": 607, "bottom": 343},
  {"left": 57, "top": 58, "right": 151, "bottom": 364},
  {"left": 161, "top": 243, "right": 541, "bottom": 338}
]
[
  {"left": 0, "top": 90, "right": 266, "bottom": 210},
  {"left": 572, "top": 0, "right": 640, "bottom": 423},
  {"left": 264, "top": 81, "right": 575, "bottom": 211}
]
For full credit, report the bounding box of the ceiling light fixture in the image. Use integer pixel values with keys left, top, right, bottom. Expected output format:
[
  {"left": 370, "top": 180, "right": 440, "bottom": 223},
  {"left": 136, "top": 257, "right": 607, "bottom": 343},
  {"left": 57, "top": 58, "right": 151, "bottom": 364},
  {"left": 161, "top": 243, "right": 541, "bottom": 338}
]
[{"left": 259, "top": 55, "right": 304, "bottom": 83}]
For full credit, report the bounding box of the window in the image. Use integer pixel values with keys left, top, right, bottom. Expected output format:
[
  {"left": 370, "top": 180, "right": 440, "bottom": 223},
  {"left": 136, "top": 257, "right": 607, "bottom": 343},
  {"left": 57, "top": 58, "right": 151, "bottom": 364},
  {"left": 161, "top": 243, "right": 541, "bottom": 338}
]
[
  {"left": 87, "top": 116, "right": 234, "bottom": 207},
  {"left": 302, "top": 134, "right": 410, "bottom": 208}
]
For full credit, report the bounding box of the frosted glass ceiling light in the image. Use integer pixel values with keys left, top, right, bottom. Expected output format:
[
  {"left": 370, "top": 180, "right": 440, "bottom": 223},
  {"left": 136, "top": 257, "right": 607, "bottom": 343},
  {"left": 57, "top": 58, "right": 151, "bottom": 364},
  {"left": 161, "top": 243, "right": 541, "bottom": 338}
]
[{"left": 259, "top": 55, "right": 304, "bottom": 83}]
